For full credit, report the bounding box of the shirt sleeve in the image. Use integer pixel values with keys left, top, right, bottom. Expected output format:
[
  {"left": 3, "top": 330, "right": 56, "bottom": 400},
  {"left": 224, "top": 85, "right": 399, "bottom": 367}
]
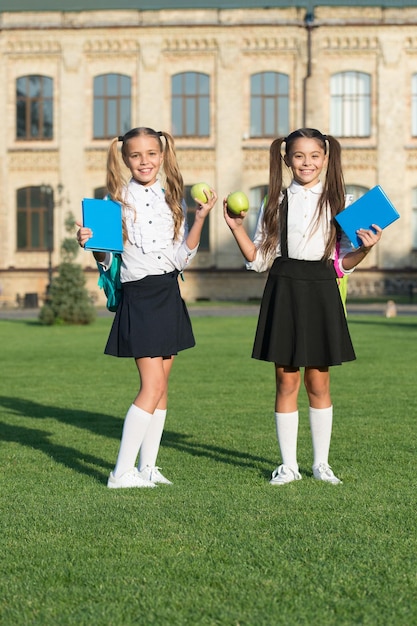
[{"left": 336, "top": 232, "right": 356, "bottom": 275}]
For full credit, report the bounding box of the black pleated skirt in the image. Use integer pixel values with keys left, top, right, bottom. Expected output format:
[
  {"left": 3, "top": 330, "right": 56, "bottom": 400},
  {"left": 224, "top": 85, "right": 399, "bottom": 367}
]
[
  {"left": 104, "top": 271, "right": 195, "bottom": 358},
  {"left": 252, "top": 257, "right": 356, "bottom": 367}
]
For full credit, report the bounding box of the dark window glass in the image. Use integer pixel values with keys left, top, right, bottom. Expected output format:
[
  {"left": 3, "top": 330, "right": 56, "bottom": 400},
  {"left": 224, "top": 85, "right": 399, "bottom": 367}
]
[
  {"left": 17, "top": 186, "right": 54, "bottom": 251},
  {"left": 16, "top": 75, "right": 53, "bottom": 140},
  {"left": 172, "top": 73, "right": 210, "bottom": 137},
  {"left": 93, "top": 73, "right": 131, "bottom": 139},
  {"left": 250, "top": 72, "right": 289, "bottom": 138}
]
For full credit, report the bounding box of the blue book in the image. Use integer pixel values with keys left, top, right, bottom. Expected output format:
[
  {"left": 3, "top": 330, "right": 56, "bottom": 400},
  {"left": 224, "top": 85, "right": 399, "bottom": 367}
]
[
  {"left": 82, "top": 198, "right": 123, "bottom": 253},
  {"left": 335, "top": 185, "right": 399, "bottom": 248}
]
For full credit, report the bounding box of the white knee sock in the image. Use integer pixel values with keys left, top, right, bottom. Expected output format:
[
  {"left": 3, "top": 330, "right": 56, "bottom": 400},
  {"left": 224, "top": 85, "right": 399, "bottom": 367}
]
[
  {"left": 138, "top": 408, "right": 167, "bottom": 471},
  {"left": 113, "top": 404, "right": 152, "bottom": 478},
  {"left": 274, "top": 411, "right": 299, "bottom": 471},
  {"left": 309, "top": 405, "right": 333, "bottom": 467}
]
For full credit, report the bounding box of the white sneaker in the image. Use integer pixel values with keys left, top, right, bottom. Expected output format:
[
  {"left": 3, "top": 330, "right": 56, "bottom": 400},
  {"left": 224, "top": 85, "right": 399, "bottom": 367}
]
[
  {"left": 107, "top": 468, "right": 156, "bottom": 489},
  {"left": 138, "top": 465, "right": 172, "bottom": 485},
  {"left": 269, "top": 464, "right": 302, "bottom": 485},
  {"left": 313, "top": 463, "right": 342, "bottom": 484}
]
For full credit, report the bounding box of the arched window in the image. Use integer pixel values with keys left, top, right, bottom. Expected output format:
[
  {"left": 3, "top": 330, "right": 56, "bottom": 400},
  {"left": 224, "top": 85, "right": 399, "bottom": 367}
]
[
  {"left": 93, "top": 73, "right": 131, "bottom": 139},
  {"left": 16, "top": 75, "right": 53, "bottom": 140},
  {"left": 345, "top": 184, "right": 369, "bottom": 201},
  {"left": 17, "top": 186, "right": 54, "bottom": 251},
  {"left": 250, "top": 72, "right": 289, "bottom": 138},
  {"left": 184, "top": 185, "right": 210, "bottom": 251},
  {"left": 330, "top": 71, "right": 371, "bottom": 137},
  {"left": 172, "top": 72, "right": 210, "bottom": 137}
]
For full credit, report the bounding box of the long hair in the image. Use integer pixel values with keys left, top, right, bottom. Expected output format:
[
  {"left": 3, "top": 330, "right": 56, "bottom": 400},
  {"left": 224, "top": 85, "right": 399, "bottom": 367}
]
[
  {"left": 106, "top": 127, "right": 185, "bottom": 242},
  {"left": 260, "top": 128, "right": 345, "bottom": 261}
]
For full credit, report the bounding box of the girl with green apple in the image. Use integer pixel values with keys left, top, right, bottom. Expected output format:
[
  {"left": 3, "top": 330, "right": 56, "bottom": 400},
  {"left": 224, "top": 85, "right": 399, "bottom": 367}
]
[
  {"left": 223, "top": 127, "right": 381, "bottom": 486},
  {"left": 77, "top": 127, "right": 217, "bottom": 489}
]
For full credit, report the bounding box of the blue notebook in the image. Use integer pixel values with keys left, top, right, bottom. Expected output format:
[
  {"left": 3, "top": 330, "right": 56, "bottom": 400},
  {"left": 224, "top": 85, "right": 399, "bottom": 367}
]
[
  {"left": 82, "top": 198, "right": 123, "bottom": 253},
  {"left": 335, "top": 185, "right": 399, "bottom": 247}
]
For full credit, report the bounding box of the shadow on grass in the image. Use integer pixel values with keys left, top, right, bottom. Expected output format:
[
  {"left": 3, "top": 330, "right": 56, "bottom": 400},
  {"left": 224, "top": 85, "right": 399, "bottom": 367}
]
[
  {"left": 0, "top": 420, "right": 111, "bottom": 484},
  {"left": 161, "top": 430, "right": 274, "bottom": 474},
  {"left": 0, "top": 395, "right": 275, "bottom": 483}
]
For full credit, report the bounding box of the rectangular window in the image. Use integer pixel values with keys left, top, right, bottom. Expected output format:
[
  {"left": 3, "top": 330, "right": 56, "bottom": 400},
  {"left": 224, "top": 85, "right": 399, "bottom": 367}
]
[
  {"left": 250, "top": 72, "right": 289, "bottom": 138},
  {"left": 330, "top": 71, "right": 371, "bottom": 137},
  {"left": 171, "top": 73, "right": 210, "bottom": 137},
  {"left": 16, "top": 75, "right": 53, "bottom": 140},
  {"left": 17, "top": 186, "right": 52, "bottom": 251},
  {"left": 93, "top": 74, "right": 131, "bottom": 139}
]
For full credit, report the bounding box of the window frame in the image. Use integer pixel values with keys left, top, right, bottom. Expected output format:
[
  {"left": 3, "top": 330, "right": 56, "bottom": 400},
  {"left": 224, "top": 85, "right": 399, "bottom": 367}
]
[
  {"left": 250, "top": 71, "right": 289, "bottom": 138},
  {"left": 330, "top": 71, "right": 371, "bottom": 138},
  {"left": 171, "top": 72, "right": 210, "bottom": 138},
  {"left": 17, "top": 186, "right": 54, "bottom": 252},
  {"left": 93, "top": 73, "right": 132, "bottom": 140},
  {"left": 16, "top": 75, "right": 53, "bottom": 141}
]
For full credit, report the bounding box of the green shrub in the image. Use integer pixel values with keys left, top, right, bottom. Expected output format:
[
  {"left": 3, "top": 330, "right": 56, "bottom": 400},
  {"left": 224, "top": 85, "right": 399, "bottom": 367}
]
[
  {"left": 39, "top": 262, "right": 96, "bottom": 325},
  {"left": 39, "top": 212, "right": 96, "bottom": 325}
]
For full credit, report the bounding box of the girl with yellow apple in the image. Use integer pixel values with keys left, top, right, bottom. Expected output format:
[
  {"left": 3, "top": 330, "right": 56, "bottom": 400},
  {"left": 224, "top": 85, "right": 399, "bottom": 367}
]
[{"left": 223, "top": 128, "right": 381, "bottom": 486}]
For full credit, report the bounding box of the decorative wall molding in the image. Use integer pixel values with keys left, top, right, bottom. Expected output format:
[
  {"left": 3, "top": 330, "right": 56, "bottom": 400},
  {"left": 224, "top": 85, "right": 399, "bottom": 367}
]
[
  {"left": 163, "top": 37, "right": 217, "bottom": 53},
  {"left": 5, "top": 39, "right": 61, "bottom": 55},
  {"left": 341, "top": 149, "right": 377, "bottom": 169},
  {"left": 9, "top": 150, "right": 59, "bottom": 171},
  {"left": 322, "top": 36, "right": 379, "bottom": 52},
  {"left": 85, "top": 150, "right": 107, "bottom": 171},
  {"left": 405, "top": 149, "right": 417, "bottom": 169},
  {"left": 242, "top": 36, "right": 298, "bottom": 52},
  {"left": 243, "top": 149, "right": 269, "bottom": 170},
  {"left": 84, "top": 38, "right": 139, "bottom": 54},
  {"left": 176, "top": 149, "right": 216, "bottom": 167}
]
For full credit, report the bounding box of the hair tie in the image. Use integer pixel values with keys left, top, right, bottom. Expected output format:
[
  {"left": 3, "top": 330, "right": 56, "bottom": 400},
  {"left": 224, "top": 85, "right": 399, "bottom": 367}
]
[
  {"left": 118, "top": 135, "right": 124, "bottom": 142},
  {"left": 157, "top": 131, "right": 163, "bottom": 137}
]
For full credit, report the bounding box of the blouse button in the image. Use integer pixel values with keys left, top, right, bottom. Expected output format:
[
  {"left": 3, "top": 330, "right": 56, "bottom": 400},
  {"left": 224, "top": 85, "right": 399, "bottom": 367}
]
[
  {"left": 146, "top": 203, "right": 149, "bottom": 207},
  {"left": 149, "top": 220, "right": 152, "bottom": 224},
  {"left": 145, "top": 189, "right": 149, "bottom": 192}
]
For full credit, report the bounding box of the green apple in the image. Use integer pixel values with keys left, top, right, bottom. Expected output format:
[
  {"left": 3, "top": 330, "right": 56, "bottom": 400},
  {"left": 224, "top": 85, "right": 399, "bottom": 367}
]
[
  {"left": 190, "top": 182, "right": 211, "bottom": 203},
  {"left": 227, "top": 191, "right": 249, "bottom": 214}
]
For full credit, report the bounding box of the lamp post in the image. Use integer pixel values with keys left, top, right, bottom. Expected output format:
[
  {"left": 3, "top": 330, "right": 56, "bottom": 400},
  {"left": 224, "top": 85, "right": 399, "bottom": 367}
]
[{"left": 40, "top": 184, "right": 54, "bottom": 293}]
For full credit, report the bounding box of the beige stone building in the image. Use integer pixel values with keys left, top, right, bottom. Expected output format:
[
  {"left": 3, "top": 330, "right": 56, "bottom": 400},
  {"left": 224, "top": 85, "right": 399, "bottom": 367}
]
[{"left": 1, "top": 0, "right": 416, "bottom": 307}]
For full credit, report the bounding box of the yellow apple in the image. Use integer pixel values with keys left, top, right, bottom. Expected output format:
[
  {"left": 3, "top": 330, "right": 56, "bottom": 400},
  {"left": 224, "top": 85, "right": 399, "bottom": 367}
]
[
  {"left": 190, "top": 182, "right": 211, "bottom": 203},
  {"left": 227, "top": 191, "right": 249, "bottom": 214}
]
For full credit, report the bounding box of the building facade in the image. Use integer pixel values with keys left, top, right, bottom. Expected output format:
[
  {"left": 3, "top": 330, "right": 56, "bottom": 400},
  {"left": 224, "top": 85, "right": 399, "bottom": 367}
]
[{"left": 1, "top": 1, "right": 417, "bottom": 306}]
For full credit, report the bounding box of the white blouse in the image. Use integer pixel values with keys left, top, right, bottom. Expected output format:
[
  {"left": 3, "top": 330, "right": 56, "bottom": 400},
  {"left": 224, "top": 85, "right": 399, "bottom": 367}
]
[
  {"left": 102, "top": 179, "right": 197, "bottom": 282},
  {"left": 247, "top": 180, "right": 355, "bottom": 274}
]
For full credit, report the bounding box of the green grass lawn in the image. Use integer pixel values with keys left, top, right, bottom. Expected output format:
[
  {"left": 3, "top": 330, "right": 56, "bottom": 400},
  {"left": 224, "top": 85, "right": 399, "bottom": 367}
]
[{"left": 1, "top": 314, "right": 416, "bottom": 626}]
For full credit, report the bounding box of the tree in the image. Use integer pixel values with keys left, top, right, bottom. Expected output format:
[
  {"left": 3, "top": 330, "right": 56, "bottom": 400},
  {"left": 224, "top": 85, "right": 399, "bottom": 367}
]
[{"left": 39, "top": 213, "right": 96, "bottom": 325}]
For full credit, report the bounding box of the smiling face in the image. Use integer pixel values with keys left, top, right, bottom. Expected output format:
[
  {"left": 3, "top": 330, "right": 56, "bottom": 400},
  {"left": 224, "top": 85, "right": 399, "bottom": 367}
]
[
  {"left": 284, "top": 136, "right": 327, "bottom": 188},
  {"left": 122, "top": 134, "right": 164, "bottom": 187}
]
